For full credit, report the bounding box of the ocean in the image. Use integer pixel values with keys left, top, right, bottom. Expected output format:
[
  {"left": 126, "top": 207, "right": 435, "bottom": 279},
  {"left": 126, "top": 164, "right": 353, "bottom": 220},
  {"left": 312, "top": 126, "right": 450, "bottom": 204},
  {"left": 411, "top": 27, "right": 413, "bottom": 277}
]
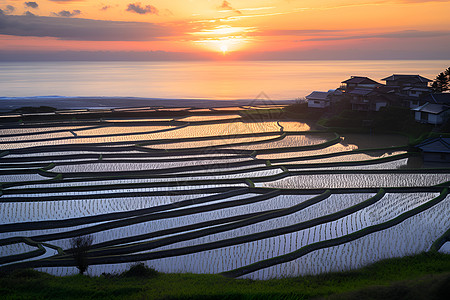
[{"left": 0, "top": 60, "right": 448, "bottom": 105}]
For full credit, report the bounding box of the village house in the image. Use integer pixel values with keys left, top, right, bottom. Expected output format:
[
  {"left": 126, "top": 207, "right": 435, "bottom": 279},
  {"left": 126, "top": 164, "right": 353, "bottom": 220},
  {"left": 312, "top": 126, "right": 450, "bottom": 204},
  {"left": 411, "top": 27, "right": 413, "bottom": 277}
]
[
  {"left": 337, "top": 76, "right": 402, "bottom": 112},
  {"left": 381, "top": 74, "right": 431, "bottom": 89},
  {"left": 381, "top": 74, "right": 432, "bottom": 108},
  {"left": 306, "top": 91, "right": 331, "bottom": 108},
  {"left": 303, "top": 74, "right": 443, "bottom": 117},
  {"left": 338, "top": 76, "right": 383, "bottom": 111},
  {"left": 340, "top": 76, "right": 382, "bottom": 92},
  {"left": 412, "top": 102, "right": 450, "bottom": 125},
  {"left": 306, "top": 89, "right": 342, "bottom": 109},
  {"left": 415, "top": 137, "right": 450, "bottom": 164}
]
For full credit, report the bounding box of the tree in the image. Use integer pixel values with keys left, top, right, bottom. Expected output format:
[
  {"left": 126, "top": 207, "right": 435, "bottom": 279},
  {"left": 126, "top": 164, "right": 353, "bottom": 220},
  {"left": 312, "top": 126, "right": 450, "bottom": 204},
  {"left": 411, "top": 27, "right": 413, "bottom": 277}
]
[
  {"left": 431, "top": 67, "right": 450, "bottom": 93},
  {"left": 70, "top": 235, "right": 93, "bottom": 275}
]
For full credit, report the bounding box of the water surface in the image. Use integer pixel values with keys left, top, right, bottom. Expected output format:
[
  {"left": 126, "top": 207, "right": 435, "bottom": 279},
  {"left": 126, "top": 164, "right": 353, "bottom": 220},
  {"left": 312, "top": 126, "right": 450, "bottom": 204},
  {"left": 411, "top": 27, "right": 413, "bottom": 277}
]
[{"left": 1, "top": 60, "right": 448, "bottom": 100}]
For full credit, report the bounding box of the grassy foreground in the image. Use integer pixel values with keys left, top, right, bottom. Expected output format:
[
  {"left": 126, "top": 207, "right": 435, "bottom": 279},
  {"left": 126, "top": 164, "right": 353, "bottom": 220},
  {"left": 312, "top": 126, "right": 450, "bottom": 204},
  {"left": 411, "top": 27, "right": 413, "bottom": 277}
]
[{"left": 1, "top": 252, "right": 449, "bottom": 300}]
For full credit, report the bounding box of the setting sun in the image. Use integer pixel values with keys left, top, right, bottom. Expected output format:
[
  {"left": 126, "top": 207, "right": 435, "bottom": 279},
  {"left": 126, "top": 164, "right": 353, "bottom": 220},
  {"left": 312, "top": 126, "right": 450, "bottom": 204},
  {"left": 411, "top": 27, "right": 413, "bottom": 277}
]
[
  {"left": 220, "top": 45, "right": 228, "bottom": 54},
  {"left": 1, "top": 1, "right": 448, "bottom": 60}
]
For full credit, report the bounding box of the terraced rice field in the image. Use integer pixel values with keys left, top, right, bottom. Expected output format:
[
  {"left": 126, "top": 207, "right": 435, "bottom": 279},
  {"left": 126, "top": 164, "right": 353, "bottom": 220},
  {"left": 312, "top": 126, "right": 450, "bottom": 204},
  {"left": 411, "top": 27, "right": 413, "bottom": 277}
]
[{"left": 0, "top": 109, "right": 449, "bottom": 279}]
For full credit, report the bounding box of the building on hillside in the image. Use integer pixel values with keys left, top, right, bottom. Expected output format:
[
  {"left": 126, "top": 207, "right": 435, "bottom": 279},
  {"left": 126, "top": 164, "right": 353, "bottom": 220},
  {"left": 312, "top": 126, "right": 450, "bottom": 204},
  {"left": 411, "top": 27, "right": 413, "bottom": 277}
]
[
  {"left": 381, "top": 74, "right": 432, "bottom": 108},
  {"left": 306, "top": 91, "right": 331, "bottom": 108},
  {"left": 415, "top": 137, "right": 450, "bottom": 163},
  {"left": 340, "top": 76, "right": 382, "bottom": 92},
  {"left": 381, "top": 74, "right": 432, "bottom": 89},
  {"left": 305, "top": 90, "right": 343, "bottom": 108},
  {"left": 412, "top": 102, "right": 450, "bottom": 125},
  {"left": 338, "top": 76, "right": 405, "bottom": 111},
  {"left": 348, "top": 88, "right": 373, "bottom": 111},
  {"left": 348, "top": 87, "right": 399, "bottom": 112}
]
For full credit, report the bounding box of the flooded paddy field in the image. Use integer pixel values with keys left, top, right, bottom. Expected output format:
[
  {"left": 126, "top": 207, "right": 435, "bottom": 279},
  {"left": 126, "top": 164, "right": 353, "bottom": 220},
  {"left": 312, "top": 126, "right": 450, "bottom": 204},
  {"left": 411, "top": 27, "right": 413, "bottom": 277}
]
[{"left": 0, "top": 107, "right": 449, "bottom": 279}]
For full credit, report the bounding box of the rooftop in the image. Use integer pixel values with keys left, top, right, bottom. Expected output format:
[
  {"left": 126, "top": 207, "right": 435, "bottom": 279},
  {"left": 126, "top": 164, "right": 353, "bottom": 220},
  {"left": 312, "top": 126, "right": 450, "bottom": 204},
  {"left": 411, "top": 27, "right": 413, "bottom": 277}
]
[
  {"left": 306, "top": 91, "right": 331, "bottom": 101},
  {"left": 381, "top": 74, "right": 432, "bottom": 83},
  {"left": 413, "top": 102, "right": 450, "bottom": 114},
  {"left": 416, "top": 137, "right": 450, "bottom": 153},
  {"left": 422, "top": 93, "right": 450, "bottom": 105},
  {"left": 341, "top": 76, "right": 380, "bottom": 85}
]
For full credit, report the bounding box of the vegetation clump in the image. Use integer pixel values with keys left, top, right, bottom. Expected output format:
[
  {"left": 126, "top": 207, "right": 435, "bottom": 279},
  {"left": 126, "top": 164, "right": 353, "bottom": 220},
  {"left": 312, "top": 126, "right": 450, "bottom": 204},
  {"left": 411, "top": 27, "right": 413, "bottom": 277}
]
[
  {"left": 120, "top": 263, "right": 159, "bottom": 278},
  {"left": 431, "top": 66, "right": 450, "bottom": 93},
  {"left": 0, "top": 252, "right": 449, "bottom": 300},
  {"left": 70, "top": 235, "right": 93, "bottom": 275}
]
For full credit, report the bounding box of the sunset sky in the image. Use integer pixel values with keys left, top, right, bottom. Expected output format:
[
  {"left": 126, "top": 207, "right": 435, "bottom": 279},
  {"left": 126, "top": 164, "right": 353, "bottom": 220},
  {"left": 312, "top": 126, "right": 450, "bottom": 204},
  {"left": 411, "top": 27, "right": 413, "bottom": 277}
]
[{"left": 0, "top": 0, "right": 449, "bottom": 60}]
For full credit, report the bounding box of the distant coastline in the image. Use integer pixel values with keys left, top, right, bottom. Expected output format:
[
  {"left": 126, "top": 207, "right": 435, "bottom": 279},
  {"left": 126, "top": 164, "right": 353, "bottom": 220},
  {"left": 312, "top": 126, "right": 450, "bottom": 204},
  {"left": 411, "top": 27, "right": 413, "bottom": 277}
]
[{"left": 0, "top": 96, "right": 295, "bottom": 112}]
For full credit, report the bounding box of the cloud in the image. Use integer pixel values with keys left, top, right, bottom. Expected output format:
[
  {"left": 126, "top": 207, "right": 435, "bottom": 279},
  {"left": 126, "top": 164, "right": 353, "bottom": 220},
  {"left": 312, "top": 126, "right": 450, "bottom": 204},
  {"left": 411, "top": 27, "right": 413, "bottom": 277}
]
[
  {"left": 126, "top": 3, "right": 159, "bottom": 15},
  {"left": 53, "top": 10, "right": 81, "bottom": 17},
  {"left": 252, "top": 29, "right": 342, "bottom": 37},
  {"left": 0, "top": 50, "right": 209, "bottom": 61},
  {"left": 303, "top": 30, "right": 450, "bottom": 41},
  {"left": 24, "top": 11, "right": 36, "bottom": 16},
  {"left": 220, "top": 1, "right": 233, "bottom": 10},
  {"left": 0, "top": 14, "right": 175, "bottom": 41},
  {"left": 25, "top": 2, "right": 39, "bottom": 9},
  {"left": 191, "top": 25, "right": 256, "bottom": 36},
  {"left": 219, "top": 1, "right": 241, "bottom": 14},
  {"left": 4, "top": 5, "right": 15, "bottom": 14},
  {"left": 101, "top": 6, "right": 111, "bottom": 11}
]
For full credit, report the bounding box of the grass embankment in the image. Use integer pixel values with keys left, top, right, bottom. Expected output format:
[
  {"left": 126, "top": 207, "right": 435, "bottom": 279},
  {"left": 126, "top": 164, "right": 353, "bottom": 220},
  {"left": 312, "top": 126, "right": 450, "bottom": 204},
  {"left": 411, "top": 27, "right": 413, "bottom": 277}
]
[{"left": 0, "top": 252, "right": 449, "bottom": 300}]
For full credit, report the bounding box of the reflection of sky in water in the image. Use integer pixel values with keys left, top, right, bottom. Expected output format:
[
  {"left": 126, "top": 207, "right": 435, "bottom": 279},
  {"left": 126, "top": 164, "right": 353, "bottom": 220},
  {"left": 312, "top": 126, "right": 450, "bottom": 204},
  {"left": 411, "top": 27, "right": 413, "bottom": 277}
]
[
  {"left": 0, "top": 60, "right": 447, "bottom": 99},
  {"left": 1, "top": 120, "right": 449, "bottom": 279}
]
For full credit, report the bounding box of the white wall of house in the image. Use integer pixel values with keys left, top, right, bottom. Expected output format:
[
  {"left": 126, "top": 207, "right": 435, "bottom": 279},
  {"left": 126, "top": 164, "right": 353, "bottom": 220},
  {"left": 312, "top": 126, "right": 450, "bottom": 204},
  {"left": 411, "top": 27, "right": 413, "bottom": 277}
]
[
  {"left": 375, "top": 102, "right": 387, "bottom": 111},
  {"left": 428, "top": 114, "right": 441, "bottom": 124},
  {"left": 415, "top": 111, "right": 446, "bottom": 125},
  {"left": 414, "top": 111, "right": 421, "bottom": 122},
  {"left": 307, "top": 100, "right": 329, "bottom": 108}
]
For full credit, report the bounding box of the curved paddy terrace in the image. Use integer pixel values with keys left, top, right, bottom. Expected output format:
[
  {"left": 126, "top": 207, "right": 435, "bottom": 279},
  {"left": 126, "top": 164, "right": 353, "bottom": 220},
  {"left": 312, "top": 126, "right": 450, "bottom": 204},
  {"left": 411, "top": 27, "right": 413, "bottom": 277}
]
[{"left": 0, "top": 107, "right": 449, "bottom": 279}]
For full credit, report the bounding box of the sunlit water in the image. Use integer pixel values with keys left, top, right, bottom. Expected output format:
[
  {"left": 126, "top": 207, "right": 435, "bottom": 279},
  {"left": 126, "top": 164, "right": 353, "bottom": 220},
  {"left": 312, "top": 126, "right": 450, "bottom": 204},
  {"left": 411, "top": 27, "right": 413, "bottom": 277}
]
[
  {"left": 1, "top": 117, "right": 449, "bottom": 278},
  {"left": 0, "top": 60, "right": 448, "bottom": 100}
]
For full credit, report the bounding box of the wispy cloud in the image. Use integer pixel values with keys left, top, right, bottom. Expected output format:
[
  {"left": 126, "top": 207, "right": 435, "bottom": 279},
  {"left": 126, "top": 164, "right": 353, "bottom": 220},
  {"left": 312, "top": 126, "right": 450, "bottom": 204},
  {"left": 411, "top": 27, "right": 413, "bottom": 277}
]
[
  {"left": 239, "top": 7, "right": 275, "bottom": 12},
  {"left": 53, "top": 10, "right": 81, "bottom": 17},
  {"left": 303, "top": 30, "right": 450, "bottom": 41},
  {"left": 126, "top": 3, "right": 158, "bottom": 15},
  {"left": 192, "top": 8, "right": 305, "bottom": 24},
  {"left": 191, "top": 25, "right": 256, "bottom": 36},
  {"left": 25, "top": 2, "right": 39, "bottom": 9},
  {"left": 252, "top": 29, "right": 342, "bottom": 37},
  {"left": 219, "top": 1, "right": 241, "bottom": 14},
  {"left": 0, "top": 14, "right": 175, "bottom": 41},
  {"left": 4, "top": 5, "right": 15, "bottom": 14}
]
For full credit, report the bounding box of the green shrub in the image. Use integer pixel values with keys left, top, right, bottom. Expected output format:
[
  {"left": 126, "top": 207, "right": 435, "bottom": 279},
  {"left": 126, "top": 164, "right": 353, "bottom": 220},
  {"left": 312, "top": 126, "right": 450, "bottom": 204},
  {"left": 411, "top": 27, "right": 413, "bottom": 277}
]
[
  {"left": 121, "top": 263, "right": 159, "bottom": 278},
  {"left": 8, "top": 268, "right": 44, "bottom": 279},
  {"left": 70, "top": 235, "right": 93, "bottom": 275}
]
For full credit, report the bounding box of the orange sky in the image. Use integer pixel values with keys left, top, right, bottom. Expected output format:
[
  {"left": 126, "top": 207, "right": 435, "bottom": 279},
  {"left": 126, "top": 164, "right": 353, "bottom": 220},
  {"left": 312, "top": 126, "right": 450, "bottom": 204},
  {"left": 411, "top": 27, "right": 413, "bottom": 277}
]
[{"left": 0, "top": 0, "right": 449, "bottom": 59}]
